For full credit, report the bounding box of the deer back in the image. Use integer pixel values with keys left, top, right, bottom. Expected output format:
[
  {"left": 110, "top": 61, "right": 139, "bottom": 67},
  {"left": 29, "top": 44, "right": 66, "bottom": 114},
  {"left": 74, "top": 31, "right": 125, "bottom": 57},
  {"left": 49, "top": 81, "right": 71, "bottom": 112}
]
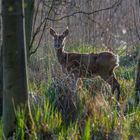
[
  {"left": 95, "top": 52, "right": 119, "bottom": 77},
  {"left": 64, "top": 53, "right": 98, "bottom": 77}
]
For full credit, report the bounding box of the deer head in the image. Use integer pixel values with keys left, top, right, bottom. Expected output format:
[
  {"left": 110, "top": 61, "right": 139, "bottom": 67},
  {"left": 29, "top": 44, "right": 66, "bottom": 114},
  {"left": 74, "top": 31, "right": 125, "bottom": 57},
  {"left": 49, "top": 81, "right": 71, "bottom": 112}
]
[{"left": 50, "top": 27, "right": 69, "bottom": 49}]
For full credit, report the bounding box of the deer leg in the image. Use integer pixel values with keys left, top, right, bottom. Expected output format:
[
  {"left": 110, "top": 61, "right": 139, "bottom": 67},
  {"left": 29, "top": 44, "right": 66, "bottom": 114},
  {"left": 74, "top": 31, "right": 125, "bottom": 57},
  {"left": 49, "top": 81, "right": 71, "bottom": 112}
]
[{"left": 106, "top": 74, "right": 120, "bottom": 101}]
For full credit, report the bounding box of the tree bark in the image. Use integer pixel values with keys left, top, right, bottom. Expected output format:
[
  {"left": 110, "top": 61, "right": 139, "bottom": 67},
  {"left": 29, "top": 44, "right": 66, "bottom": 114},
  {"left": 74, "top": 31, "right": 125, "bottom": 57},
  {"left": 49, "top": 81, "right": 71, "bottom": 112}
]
[
  {"left": 0, "top": 0, "right": 34, "bottom": 117},
  {"left": 135, "top": 54, "right": 140, "bottom": 104},
  {"left": 0, "top": 0, "right": 3, "bottom": 116},
  {"left": 0, "top": 46, "right": 2, "bottom": 116},
  {"left": 2, "top": 0, "right": 28, "bottom": 138},
  {"left": 24, "top": 0, "right": 34, "bottom": 60}
]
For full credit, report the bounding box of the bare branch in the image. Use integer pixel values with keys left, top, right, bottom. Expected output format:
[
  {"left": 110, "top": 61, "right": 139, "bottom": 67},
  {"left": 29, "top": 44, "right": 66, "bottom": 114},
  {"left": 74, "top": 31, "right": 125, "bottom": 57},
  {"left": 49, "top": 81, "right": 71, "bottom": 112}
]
[
  {"left": 132, "top": 6, "right": 140, "bottom": 41},
  {"left": 46, "top": 0, "right": 122, "bottom": 21},
  {"left": 32, "top": 0, "right": 42, "bottom": 34},
  {"left": 30, "top": 0, "right": 55, "bottom": 55},
  {"left": 30, "top": 0, "right": 123, "bottom": 55}
]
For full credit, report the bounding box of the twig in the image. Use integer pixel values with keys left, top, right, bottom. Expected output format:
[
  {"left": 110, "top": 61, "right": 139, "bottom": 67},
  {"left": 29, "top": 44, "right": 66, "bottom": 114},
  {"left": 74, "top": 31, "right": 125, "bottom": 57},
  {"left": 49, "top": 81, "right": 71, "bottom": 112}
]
[
  {"left": 132, "top": 6, "right": 140, "bottom": 41},
  {"left": 30, "top": 0, "right": 55, "bottom": 55},
  {"left": 32, "top": 0, "right": 41, "bottom": 33},
  {"left": 46, "top": 0, "right": 122, "bottom": 21}
]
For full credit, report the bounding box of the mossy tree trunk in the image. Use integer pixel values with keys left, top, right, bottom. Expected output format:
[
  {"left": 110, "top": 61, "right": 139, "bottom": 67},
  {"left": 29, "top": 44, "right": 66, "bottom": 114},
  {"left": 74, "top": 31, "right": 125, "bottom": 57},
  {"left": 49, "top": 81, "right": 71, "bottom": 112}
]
[
  {"left": 2, "top": 0, "right": 28, "bottom": 138},
  {"left": 135, "top": 55, "right": 140, "bottom": 104}
]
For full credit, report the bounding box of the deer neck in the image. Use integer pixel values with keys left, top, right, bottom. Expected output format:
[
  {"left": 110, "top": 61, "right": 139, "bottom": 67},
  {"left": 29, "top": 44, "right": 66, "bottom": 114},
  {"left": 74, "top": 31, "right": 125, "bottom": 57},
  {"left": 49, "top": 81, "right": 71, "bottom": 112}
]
[{"left": 56, "top": 46, "right": 66, "bottom": 65}]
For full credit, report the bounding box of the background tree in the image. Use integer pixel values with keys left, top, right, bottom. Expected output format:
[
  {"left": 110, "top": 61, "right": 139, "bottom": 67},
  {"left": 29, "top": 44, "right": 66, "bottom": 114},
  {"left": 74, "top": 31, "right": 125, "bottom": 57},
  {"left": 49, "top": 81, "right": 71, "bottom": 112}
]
[
  {"left": 135, "top": 56, "right": 140, "bottom": 104},
  {"left": 2, "top": 0, "right": 28, "bottom": 138},
  {"left": 0, "top": 47, "right": 2, "bottom": 116},
  {"left": 24, "top": 0, "right": 35, "bottom": 59}
]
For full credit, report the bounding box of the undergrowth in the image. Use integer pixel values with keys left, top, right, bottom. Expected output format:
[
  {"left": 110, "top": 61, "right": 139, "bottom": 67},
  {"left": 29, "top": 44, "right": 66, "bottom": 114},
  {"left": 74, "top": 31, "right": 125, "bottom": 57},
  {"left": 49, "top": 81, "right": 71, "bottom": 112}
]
[{"left": 1, "top": 44, "right": 140, "bottom": 140}]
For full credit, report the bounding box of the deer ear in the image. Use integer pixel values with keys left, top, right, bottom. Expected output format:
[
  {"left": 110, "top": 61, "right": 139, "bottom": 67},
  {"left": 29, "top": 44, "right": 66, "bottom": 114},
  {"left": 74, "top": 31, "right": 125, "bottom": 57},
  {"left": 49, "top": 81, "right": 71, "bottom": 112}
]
[
  {"left": 62, "top": 28, "right": 69, "bottom": 37},
  {"left": 50, "top": 27, "right": 56, "bottom": 36}
]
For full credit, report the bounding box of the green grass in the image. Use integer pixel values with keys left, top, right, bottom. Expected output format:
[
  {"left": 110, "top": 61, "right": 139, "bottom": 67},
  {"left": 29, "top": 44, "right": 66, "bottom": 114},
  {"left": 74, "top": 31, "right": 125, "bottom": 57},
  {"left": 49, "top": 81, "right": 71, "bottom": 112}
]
[{"left": 1, "top": 44, "right": 140, "bottom": 139}]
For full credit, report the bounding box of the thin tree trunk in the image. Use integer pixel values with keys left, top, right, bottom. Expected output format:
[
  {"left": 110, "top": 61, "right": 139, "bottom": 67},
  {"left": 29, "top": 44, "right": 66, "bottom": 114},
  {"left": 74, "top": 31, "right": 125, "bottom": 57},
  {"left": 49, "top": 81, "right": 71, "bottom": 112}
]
[
  {"left": 0, "top": 46, "right": 2, "bottom": 116},
  {"left": 24, "top": 0, "right": 34, "bottom": 60},
  {"left": 135, "top": 54, "right": 140, "bottom": 104},
  {"left": 2, "top": 0, "right": 28, "bottom": 138}
]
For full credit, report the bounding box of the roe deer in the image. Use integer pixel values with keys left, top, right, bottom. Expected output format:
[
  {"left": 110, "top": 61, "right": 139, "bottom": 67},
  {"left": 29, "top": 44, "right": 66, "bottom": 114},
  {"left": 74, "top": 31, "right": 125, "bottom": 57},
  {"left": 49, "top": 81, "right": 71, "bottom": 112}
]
[{"left": 50, "top": 27, "right": 121, "bottom": 100}]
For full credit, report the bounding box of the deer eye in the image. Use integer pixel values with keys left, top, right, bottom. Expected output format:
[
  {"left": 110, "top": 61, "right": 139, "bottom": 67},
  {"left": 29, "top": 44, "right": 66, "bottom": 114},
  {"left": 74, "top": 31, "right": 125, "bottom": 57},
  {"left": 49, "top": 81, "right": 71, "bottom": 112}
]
[{"left": 58, "top": 37, "right": 63, "bottom": 41}]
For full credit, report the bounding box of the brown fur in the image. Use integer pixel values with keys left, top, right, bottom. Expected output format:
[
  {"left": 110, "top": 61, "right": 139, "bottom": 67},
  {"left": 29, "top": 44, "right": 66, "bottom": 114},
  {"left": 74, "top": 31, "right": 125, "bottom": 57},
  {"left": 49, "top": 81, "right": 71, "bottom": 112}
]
[{"left": 50, "top": 27, "right": 120, "bottom": 100}]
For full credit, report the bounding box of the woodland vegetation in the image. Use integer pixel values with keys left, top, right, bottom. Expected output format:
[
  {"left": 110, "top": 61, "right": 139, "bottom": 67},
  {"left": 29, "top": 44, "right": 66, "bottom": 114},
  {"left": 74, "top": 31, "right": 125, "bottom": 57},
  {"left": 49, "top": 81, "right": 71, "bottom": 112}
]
[{"left": 0, "top": 0, "right": 140, "bottom": 139}]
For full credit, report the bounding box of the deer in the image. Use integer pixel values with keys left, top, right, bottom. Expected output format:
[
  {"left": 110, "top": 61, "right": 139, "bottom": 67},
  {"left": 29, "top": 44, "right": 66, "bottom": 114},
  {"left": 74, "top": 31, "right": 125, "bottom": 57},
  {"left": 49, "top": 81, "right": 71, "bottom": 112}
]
[{"left": 50, "top": 27, "right": 121, "bottom": 101}]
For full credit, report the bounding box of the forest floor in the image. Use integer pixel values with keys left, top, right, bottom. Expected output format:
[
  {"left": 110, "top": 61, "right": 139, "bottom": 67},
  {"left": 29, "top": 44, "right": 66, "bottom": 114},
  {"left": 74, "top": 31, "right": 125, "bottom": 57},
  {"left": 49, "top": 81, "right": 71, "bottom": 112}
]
[{"left": 1, "top": 44, "right": 140, "bottom": 140}]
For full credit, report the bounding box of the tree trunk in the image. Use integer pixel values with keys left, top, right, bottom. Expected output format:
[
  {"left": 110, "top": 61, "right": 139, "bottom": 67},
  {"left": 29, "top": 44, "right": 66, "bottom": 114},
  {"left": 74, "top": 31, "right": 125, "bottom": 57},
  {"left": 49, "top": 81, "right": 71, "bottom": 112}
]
[
  {"left": 2, "top": 0, "right": 28, "bottom": 138},
  {"left": 24, "top": 0, "right": 34, "bottom": 60},
  {"left": 0, "top": 0, "right": 3, "bottom": 116},
  {"left": 135, "top": 54, "right": 140, "bottom": 104},
  {"left": 0, "top": 0, "right": 34, "bottom": 117},
  {"left": 0, "top": 46, "right": 2, "bottom": 116}
]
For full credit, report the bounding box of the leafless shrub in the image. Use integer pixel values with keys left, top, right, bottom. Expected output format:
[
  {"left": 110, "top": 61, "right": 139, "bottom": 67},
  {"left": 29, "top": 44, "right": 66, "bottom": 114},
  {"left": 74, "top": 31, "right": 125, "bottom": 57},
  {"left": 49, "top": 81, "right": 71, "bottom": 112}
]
[{"left": 48, "top": 73, "right": 80, "bottom": 124}]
